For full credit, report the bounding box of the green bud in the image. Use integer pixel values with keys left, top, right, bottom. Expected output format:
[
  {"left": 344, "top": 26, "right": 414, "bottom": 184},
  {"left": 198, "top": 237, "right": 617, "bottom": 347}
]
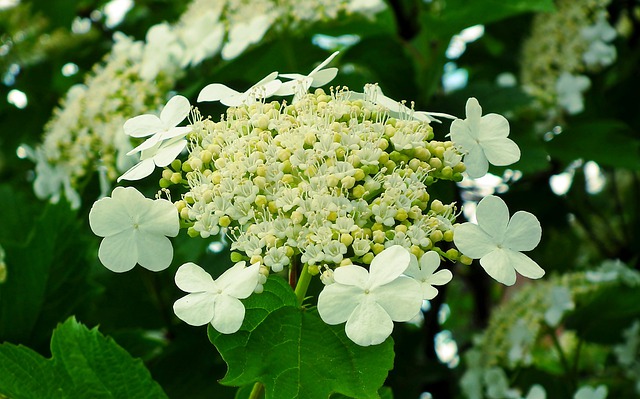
[{"left": 230, "top": 252, "right": 245, "bottom": 263}]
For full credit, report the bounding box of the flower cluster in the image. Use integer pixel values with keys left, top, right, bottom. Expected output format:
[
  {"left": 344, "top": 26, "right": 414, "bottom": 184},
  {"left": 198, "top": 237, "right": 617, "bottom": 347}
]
[
  {"left": 87, "top": 50, "right": 539, "bottom": 346},
  {"left": 28, "top": 0, "right": 387, "bottom": 209},
  {"left": 520, "top": 0, "right": 616, "bottom": 116},
  {"left": 175, "top": 86, "right": 466, "bottom": 273}
]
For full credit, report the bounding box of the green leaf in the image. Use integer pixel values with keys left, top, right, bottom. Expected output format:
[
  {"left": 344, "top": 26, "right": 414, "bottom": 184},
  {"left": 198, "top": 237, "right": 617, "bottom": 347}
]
[
  {"left": 545, "top": 120, "right": 640, "bottom": 170},
  {"left": 0, "top": 317, "right": 167, "bottom": 399},
  {"left": 208, "top": 277, "right": 395, "bottom": 399},
  {"left": 0, "top": 188, "right": 93, "bottom": 349},
  {"left": 564, "top": 285, "right": 640, "bottom": 344}
]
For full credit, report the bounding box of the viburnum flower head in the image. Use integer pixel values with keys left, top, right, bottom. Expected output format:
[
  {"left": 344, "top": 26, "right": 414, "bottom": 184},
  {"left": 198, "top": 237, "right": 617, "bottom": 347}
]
[
  {"left": 317, "top": 245, "right": 423, "bottom": 346},
  {"left": 453, "top": 195, "right": 543, "bottom": 286},
  {"left": 173, "top": 261, "right": 261, "bottom": 334},
  {"left": 449, "top": 97, "right": 520, "bottom": 178},
  {"left": 89, "top": 187, "right": 179, "bottom": 272},
  {"left": 405, "top": 251, "right": 453, "bottom": 300}
]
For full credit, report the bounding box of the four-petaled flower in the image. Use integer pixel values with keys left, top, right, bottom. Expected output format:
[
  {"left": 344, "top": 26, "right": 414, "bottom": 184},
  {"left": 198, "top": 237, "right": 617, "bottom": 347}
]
[
  {"left": 449, "top": 97, "right": 520, "bottom": 178},
  {"left": 276, "top": 51, "right": 339, "bottom": 101},
  {"left": 317, "top": 245, "right": 422, "bottom": 346},
  {"left": 453, "top": 195, "right": 543, "bottom": 286},
  {"left": 197, "top": 72, "right": 282, "bottom": 106},
  {"left": 405, "top": 251, "right": 453, "bottom": 300},
  {"left": 89, "top": 187, "right": 179, "bottom": 272},
  {"left": 173, "top": 261, "right": 261, "bottom": 334},
  {"left": 119, "top": 95, "right": 191, "bottom": 182}
]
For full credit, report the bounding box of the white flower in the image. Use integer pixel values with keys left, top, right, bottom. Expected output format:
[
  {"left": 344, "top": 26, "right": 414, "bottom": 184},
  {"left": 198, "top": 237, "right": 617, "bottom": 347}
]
[
  {"left": 118, "top": 137, "right": 187, "bottom": 182},
  {"left": 574, "top": 385, "right": 608, "bottom": 399},
  {"left": 123, "top": 95, "right": 191, "bottom": 154},
  {"left": 140, "top": 23, "right": 183, "bottom": 81},
  {"left": 525, "top": 384, "right": 547, "bottom": 399},
  {"left": 361, "top": 84, "right": 455, "bottom": 123},
  {"left": 276, "top": 51, "right": 339, "bottom": 101},
  {"left": 317, "top": 245, "right": 422, "bottom": 346},
  {"left": 173, "top": 261, "right": 260, "bottom": 334},
  {"left": 544, "top": 286, "right": 574, "bottom": 327},
  {"left": 197, "top": 72, "right": 282, "bottom": 107},
  {"left": 221, "top": 14, "right": 273, "bottom": 61},
  {"left": 453, "top": 195, "right": 543, "bottom": 286},
  {"left": 89, "top": 186, "right": 179, "bottom": 272},
  {"left": 449, "top": 97, "right": 520, "bottom": 178},
  {"left": 556, "top": 72, "right": 590, "bottom": 115},
  {"left": 405, "top": 251, "right": 453, "bottom": 300},
  {"left": 178, "top": 8, "right": 225, "bottom": 67}
]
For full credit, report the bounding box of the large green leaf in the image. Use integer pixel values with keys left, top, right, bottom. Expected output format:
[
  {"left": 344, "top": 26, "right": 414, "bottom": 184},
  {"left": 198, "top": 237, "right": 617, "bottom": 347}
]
[
  {"left": 0, "top": 317, "right": 167, "bottom": 399},
  {"left": 545, "top": 120, "right": 640, "bottom": 170},
  {"left": 0, "top": 186, "right": 93, "bottom": 350},
  {"left": 208, "top": 277, "right": 395, "bottom": 399}
]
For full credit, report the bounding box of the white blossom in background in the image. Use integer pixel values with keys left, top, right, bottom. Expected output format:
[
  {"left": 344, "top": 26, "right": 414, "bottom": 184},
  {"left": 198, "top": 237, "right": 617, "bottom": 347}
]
[
  {"left": 178, "top": 4, "right": 225, "bottom": 66},
  {"left": 454, "top": 195, "right": 543, "bottom": 286},
  {"left": 89, "top": 187, "right": 179, "bottom": 272},
  {"left": 573, "top": 385, "right": 608, "bottom": 399},
  {"left": 173, "top": 261, "right": 261, "bottom": 333},
  {"left": 450, "top": 98, "right": 520, "bottom": 179},
  {"left": 613, "top": 321, "right": 640, "bottom": 394},
  {"left": 222, "top": 14, "right": 274, "bottom": 60},
  {"left": 140, "top": 23, "right": 184, "bottom": 81},
  {"left": 404, "top": 251, "right": 453, "bottom": 300},
  {"left": 317, "top": 246, "right": 422, "bottom": 346},
  {"left": 543, "top": 286, "right": 575, "bottom": 327},
  {"left": 556, "top": 72, "right": 591, "bottom": 115},
  {"left": 581, "top": 12, "right": 617, "bottom": 68},
  {"left": 507, "top": 319, "right": 535, "bottom": 366},
  {"left": 197, "top": 71, "right": 282, "bottom": 106}
]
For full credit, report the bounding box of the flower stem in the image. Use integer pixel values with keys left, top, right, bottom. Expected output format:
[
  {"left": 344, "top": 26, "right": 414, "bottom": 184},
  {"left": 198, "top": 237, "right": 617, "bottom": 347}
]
[
  {"left": 249, "top": 381, "right": 264, "bottom": 399},
  {"left": 294, "top": 263, "right": 312, "bottom": 305}
]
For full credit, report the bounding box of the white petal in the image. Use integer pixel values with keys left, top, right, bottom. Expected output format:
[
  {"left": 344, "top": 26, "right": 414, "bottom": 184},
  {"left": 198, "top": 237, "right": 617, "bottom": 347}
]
[
  {"left": 373, "top": 276, "right": 422, "bottom": 321},
  {"left": 317, "top": 283, "right": 362, "bottom": 325},
  {"left": 153, "top": 140, "right": 187, "bottom": 167},
  {"left": 504, "top": 211, "right": 542, "bottom": 251},
  {"left": 175, "top": 262, "right": 216, "bottom": 292},
  {"left": 273, "top": 79, "right": 297, "bottom": 96},
  {"left": 218, "top": 262, "right": 260, "bottom": 299},
  {"left": 310, "top": 67, "right": 338, "bottom": 87},
  {"left": 345, "top": 298, "right": 394, "bottom": 346},
  {"left": 422, "top": 285, "right": 439, "bottom": 300},
  {"left": 135, "top": 230, "right": 174, "bottom": 272},
  {"left": 197, "top": 83, "right": 238, "bottom": 102},
  {"left": 139, "top": 198, "right": 179, "bottom": 237},
  {"left": 117, "top": 158, "right": 155, "bottom": 182},
  {"left": 478, "top": 113, "right": 509, "bottom": 139},
  {"left": 260, "top": 79, "right": 283, "bottom": 98},
  {"left": 173, "top": 292, "right": 216, "bottom": 326},
  {"left": 418, "top": 251, "right": 441, "bottom": 275},
  {"left": 428, "top": 269, "right": 453, "bottom": 286},
  {"left": 476, "top": 195, "right": 509, "bottom": 239},
  {"left": 89, "top": 196, "right": 131, "bottom": 237},
  {"left": 333, "top": 265, "right": 369, "bottom": 288},
  {"left": 368, "top": 245, "right": 410, "bottom": 288},
  {"left": 480, "top": 249, "right": 517, "bottom": 286},
  {"left": 507, "top": 250, "right": 545, "bottom": 280},
  {"left": 211, "top": 295, "right": 246, "bottom": 334},
  {"left": 450, "top": 119, "right": 477, "bottom": 150},
  {"left": 453, "top": 223, "right": 496, "bottom": 259},
  {"left": 254, "top": 71, "right": 279, "bottom": 87},
  {"left": 465, "top": 97, "right": 482, "bottom": 125},
  {"left": 98, "top": 230, "right": 137, "bottom": 273},
  {"left": 309, "top": 51, "right": 339, "bottom": 76},
  {"left": 463, "top": 146, "right": 489, "bottom": 179},
  {"left": 160, "top": 95, "right": 190, "bottom": 128},
  {"left": 127, "top": 135, "right": 162, "bottom": 156},
  {"left": 482, "top": 137, "right": 520, "bottom": 167},
  {"left": 123, "top": 114, "right": 163, "bottom": 138}
]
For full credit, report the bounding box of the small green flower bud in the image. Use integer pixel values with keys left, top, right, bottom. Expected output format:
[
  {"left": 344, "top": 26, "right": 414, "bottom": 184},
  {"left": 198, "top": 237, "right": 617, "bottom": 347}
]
[
  {"left": 187, "top": 227, "right": 200, "bottom": 238},
  {"left": 352, "top": 185, "right": 366, "bottom": 198},
  {"left": 430, "top": 230, "right": 443, "bottom": 242},
  {"left": 200, "top": 150, "right": 213, "bottom": 164},
  {"left": 219, "top": 216, "right": 231, "bottom": 227},
  {"left": 395, "top": 208, "right": 408, "bottom": 222},
  {"left": 445, "top": 248, "right": 459, "bottom": 260},
  {"left": 171, "top": 159, "right": 182, "bottom": 171},
  {"left": 362, "top": 252, "right": 374, "bottom": 264},
  {"left": 308, "top": 264, "right": 320, "bottom": 275},
  {"left": 372, "top": 243, "right": 385, "bottom": 255},
  {"left": 410, "top": 245, "right": 424, "bottom": 259},
  {"left": 162, "top": 169, "right": 173, "bottom": 180},
  {"left": 170, "top": 172, "right": 182, "bottom": 185},
  {"left": 230, "top": 252, "right": 245, "bottom": 262},
  {"left": 443, "top": 230, "right": 454, "bottom": 242},
  {"left": 341, "top": 176, "right": 356, "bottom": 189},
  {"left": 460, "top": 255, "right": 473, "bottom": 265},
  {"left": 340, "top": 233, "right": 354, "bottom": 247},
  {"left": 159, "top": 178, "right": 171, "bottom": 188}
]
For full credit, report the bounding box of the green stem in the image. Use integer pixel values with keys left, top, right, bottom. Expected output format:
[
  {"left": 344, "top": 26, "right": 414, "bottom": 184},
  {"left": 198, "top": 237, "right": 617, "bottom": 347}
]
[
  {"left": 249, "top": 381, "right": 264, "bottom": 399},
  {"left": 294, "top": 263, "right": 312, "bottom": 306}
]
